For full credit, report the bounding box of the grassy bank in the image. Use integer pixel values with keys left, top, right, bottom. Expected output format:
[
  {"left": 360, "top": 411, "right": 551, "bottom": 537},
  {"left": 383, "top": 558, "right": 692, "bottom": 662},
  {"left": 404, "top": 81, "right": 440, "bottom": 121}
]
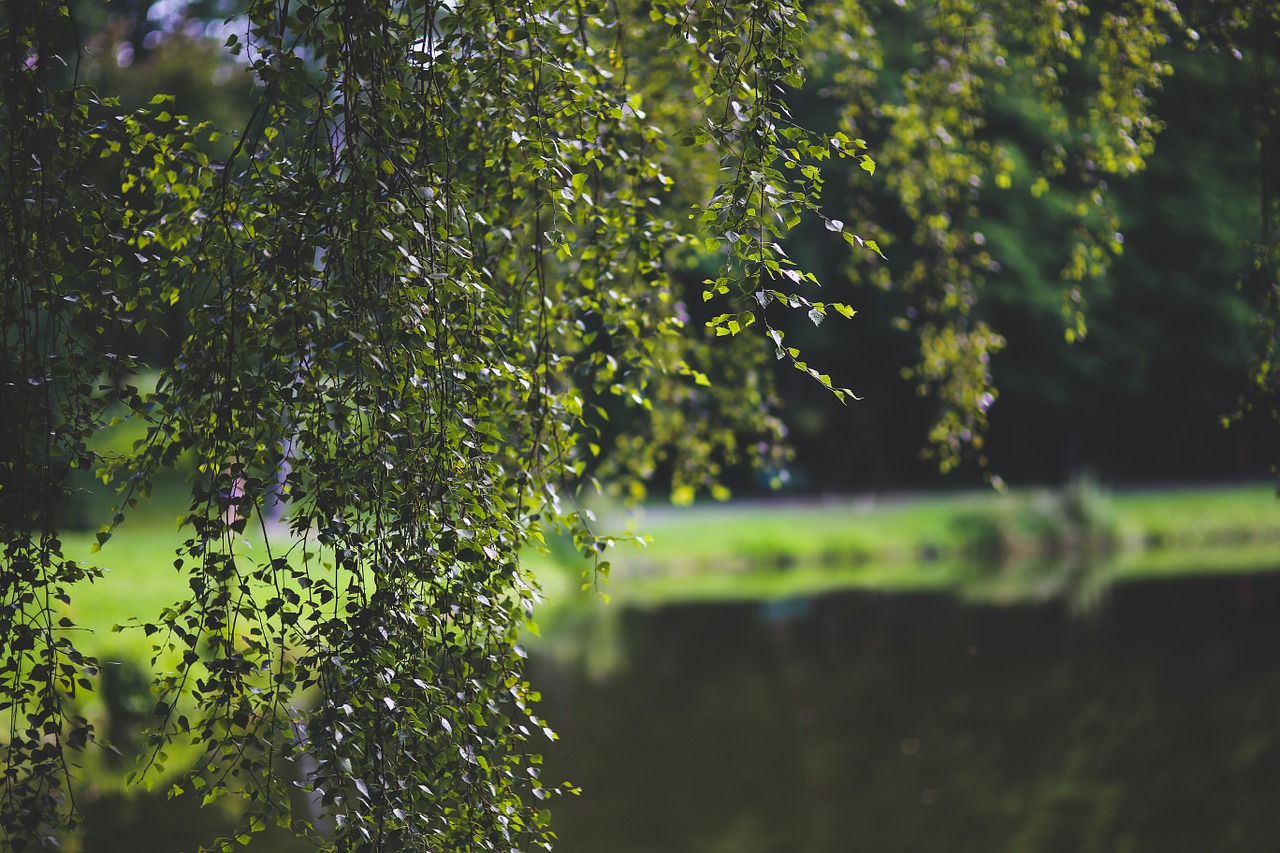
[
  {"left": 542, "top": 482, "right": 1280, "bottom": 607},
  {"left": 53, "top": 481, "right": 1280, "bottom": 653}
]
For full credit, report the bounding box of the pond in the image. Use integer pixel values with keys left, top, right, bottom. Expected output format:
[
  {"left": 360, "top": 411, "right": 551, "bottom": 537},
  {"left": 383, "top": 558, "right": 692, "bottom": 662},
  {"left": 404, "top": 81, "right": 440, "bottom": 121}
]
[
  {"left": 533, "top": 573, "right": 1280, "bottom": 853},
  {"left": 73, "top": 572, "right": 1280, "bottom": 852}
]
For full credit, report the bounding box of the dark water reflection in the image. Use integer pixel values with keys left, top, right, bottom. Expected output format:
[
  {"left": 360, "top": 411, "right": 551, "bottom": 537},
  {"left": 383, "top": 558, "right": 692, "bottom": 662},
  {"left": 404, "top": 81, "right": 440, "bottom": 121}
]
[
  {"left": 72, "top": 573, "right": 1280, "bottom": 851},
  {"left": 533, "top": 574, "right": 1280, "bottom": 853}
]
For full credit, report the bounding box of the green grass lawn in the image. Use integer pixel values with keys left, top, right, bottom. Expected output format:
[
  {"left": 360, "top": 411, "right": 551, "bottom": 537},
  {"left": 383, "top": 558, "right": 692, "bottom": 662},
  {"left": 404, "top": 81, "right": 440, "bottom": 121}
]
[
  {"left": 1110, "top": 484, "right": 1280, "bottom": 544},
  {"left": 54, "top": 481, "right": 1280, "bottom": 655},
  {"left": 553, "top": 482, "right": 1280, "bottom": 605},
  {"left": 590, "top": 493, "right": 974, "bottom": 566}
]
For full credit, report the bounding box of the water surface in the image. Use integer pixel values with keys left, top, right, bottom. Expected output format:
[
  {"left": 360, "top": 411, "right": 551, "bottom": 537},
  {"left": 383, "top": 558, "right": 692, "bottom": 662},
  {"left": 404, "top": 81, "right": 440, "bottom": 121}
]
[
  {"left": 72, "top": 573, "right": 1280, "bottom": 851},
  {"left": 534, "top": 574, "right": 1280, "bottom": 853}
]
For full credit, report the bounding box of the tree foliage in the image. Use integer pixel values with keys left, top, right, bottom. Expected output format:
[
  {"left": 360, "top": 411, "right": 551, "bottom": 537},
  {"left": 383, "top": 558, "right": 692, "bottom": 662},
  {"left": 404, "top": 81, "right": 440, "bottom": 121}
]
[
  {"left": 750, "top": 0, "right": 1278, "bottom": 487},
  {"left": 2, "top": 0, "right": 1278, "bottom": 851},
  {"left": 800, "top": 0, "right": 1279, "bottom": 473}
]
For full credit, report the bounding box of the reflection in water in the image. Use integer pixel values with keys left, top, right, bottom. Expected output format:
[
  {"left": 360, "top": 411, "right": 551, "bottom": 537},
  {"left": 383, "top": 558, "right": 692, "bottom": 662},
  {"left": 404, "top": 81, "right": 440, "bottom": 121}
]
[
  {"left": 68, "top": 574, "right": 1280, "bottom": 852},
  {"left": 534, "top": 574, "right": 1280, "bottom": 853},
  {"left": 77, "top": 787, "right": 314, "bottom": 853}
]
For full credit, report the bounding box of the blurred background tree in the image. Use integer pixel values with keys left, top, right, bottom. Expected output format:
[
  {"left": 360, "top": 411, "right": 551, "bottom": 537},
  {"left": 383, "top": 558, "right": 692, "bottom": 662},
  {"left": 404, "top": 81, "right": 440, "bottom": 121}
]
[{"left": 750, "top": 0, "right": 1280, "bottom": 491}]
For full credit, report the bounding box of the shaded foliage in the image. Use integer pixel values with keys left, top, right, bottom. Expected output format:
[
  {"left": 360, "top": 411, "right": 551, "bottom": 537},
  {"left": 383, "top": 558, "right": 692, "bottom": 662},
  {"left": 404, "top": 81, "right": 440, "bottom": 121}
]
[
  {"left": 3, "top": 0, "right": 857, "bottom": 849},
  {"left": 3, "top": 1, "right": 1280, "bottom": 851},
  {"left": 761, "top": 0, "right": 1280, "bottom": 488}
]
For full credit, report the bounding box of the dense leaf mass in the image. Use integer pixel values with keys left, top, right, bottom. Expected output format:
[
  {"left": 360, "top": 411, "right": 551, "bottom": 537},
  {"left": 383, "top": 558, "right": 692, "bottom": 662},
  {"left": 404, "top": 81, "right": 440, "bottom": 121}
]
[{"left": 2, "top": 0, "right": 1278, "bottom": 851}]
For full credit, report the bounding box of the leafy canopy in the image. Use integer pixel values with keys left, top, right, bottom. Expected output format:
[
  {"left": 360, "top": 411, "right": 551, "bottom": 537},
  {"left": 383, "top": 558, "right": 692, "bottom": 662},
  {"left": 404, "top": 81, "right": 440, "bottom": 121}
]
[{"left": 2, "top": 0, "right": 1277, "bottom": 851}]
